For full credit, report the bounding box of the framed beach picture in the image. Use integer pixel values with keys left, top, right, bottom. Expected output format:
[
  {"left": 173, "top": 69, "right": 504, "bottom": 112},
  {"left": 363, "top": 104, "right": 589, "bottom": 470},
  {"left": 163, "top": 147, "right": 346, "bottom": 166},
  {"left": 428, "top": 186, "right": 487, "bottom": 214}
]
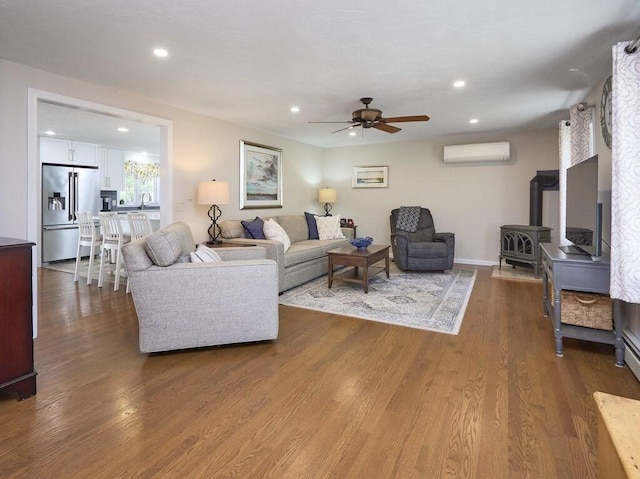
[
  {"left": 352, "top": 166, "right": 389, "bottom": 188},
  {"left": 240, "top": 140, "right": 283, "bottom": 209}
]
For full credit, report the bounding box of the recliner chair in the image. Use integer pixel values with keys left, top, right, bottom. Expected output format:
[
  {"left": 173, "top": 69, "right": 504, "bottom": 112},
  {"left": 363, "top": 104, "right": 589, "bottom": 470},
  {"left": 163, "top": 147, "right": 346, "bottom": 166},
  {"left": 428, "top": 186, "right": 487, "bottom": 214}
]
[{"left": 390, "top": 207, "right": 455, "bottom": 271}]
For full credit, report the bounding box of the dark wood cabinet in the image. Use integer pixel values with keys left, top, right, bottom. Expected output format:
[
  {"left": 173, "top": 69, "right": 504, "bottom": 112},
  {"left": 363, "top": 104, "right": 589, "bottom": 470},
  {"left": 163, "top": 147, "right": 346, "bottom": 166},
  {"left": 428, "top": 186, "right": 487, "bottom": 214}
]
[{"left": 0, "top": 237, "right": 36, "bottom": 400}]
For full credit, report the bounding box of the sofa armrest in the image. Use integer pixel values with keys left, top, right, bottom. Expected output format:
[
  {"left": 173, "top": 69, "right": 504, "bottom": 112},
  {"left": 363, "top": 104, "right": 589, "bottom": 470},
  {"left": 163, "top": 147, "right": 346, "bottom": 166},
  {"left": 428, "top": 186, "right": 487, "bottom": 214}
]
[
  {"left": 215, "top": 246, "right": 268, "bottom": 261},
  {"left": 341, "top": 227, "right": 355, "bottom": 239},
  {"left": 222, "top": 238, "right": 285, "bottom": 290},
  {"left": 128, "top": 259, "right": 279, "bottom": 353}
]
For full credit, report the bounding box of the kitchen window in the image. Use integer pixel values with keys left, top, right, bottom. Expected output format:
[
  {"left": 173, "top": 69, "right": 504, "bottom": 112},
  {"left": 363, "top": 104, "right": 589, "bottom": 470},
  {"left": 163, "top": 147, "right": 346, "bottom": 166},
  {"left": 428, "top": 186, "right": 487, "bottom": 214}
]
[{"left": 120, "top": 158, "right": 160, "bottom": 206}]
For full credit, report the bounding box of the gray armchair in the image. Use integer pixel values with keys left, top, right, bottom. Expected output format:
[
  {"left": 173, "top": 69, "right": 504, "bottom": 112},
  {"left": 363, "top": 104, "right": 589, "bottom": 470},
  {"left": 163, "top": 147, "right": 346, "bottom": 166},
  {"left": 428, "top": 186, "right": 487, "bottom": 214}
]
[
  {"left": 121, "top": 222, "right": 279, "bottom": 353},
  {"left": 390, "top": 207, "right": 455, "bottom": 271}
]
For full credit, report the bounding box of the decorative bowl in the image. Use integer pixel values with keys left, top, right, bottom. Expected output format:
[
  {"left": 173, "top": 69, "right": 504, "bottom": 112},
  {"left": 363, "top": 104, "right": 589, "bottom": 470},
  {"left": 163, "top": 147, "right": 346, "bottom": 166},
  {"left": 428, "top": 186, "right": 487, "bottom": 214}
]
[{"left": 350, "top": 236, "right": 373, "bottom": 250}]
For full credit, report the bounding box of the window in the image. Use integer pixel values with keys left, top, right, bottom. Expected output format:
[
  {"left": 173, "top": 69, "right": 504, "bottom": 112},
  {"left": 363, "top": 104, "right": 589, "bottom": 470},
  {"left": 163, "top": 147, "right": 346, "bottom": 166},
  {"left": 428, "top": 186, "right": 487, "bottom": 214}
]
[{"left": 121, "top": 157, "right": 160, "bottom": 205}]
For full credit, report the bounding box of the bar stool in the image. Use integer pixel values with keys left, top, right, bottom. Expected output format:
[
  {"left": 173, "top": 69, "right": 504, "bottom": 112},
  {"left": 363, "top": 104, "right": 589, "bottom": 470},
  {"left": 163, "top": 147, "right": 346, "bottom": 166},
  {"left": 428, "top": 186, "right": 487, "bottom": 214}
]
[
  {"left": 74, "top": 212, "right": 103, "bottom": 285},
  {"left": 127, "top": 212, "right": 153, "bottom": 240},
  {"left": 98, "top": 212, "right": 131, "bottom": 292}
]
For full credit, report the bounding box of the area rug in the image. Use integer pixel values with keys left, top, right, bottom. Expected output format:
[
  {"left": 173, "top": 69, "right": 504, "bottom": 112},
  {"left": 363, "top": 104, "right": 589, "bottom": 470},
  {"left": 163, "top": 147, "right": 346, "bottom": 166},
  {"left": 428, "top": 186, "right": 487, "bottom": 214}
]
[
  {"left": 44, "top": 258, "right": 117, "bottom": 284},
  {"left": 490, "top": 265, "right": 541, "bottom": 282},
  {"left": 279, "top": 264, "right": 477, "bottom": 335}
]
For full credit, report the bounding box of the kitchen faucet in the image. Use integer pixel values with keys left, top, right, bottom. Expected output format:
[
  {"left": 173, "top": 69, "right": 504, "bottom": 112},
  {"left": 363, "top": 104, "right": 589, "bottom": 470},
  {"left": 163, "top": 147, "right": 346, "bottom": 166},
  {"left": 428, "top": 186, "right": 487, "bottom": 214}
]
[{"left": 140, "top": 192, "right": 152, "bottom": 209}]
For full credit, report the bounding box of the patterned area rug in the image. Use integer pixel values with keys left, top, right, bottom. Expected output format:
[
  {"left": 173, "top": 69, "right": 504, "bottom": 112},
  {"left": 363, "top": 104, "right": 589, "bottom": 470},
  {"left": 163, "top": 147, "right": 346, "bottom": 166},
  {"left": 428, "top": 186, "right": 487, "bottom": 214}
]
[
  {"left": 280, "top": 264, "right": 477, "bottom": 335},
  {"left": 43, "top": 258, "right": 119, "bottom": 284}
]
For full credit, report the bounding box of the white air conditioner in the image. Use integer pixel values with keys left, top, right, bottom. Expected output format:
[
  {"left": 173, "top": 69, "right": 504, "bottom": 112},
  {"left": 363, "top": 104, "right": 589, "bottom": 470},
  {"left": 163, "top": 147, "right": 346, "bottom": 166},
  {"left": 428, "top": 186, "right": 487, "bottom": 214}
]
[{"left": 443, "top": 142, "right": 510, "bottom": 164}]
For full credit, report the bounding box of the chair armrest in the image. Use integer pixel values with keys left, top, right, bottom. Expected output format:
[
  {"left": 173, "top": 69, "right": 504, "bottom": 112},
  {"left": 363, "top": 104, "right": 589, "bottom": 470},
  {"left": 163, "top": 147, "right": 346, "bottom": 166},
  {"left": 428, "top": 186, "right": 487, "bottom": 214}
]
[{"left": 434, "top": 232, "right": 455, "bottom": 242}]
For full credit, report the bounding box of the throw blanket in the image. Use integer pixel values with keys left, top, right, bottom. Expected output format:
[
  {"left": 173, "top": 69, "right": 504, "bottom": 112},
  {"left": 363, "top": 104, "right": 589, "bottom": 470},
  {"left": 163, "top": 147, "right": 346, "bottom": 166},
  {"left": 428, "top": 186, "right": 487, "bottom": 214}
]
[{"left": 396, "top": 206, "right": 421, "bottom": 232}]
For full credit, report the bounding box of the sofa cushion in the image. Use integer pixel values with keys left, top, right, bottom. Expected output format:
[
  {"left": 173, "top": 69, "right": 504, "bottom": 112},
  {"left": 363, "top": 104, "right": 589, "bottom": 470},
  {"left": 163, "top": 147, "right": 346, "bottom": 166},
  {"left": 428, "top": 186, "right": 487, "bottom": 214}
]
[
  {"left": 315, "top": 215, "right": 345, "bottom": 240},
  {"left": 284, "top": 242, "right": 326, "bottom": 268},
  {"left": 275, "top": 215, "right": 309, "bottom": 244},
  {"left": 241, "top": 216, "right": 265, "bottom": 239},
  {"left": 263, "top": 218, "right": 291, "bottom": 252},
  {"left": 190, "top": 244, "right": 222, "bottom": 262},
  {"left": 145, "top": 224, "right": 189, "bottom": 266},
  {"left": 304, "top": 212, "right": 320, "bottom": 240},
  {"left": 219, "top": 220, "right": 246, "bottom": 239}
]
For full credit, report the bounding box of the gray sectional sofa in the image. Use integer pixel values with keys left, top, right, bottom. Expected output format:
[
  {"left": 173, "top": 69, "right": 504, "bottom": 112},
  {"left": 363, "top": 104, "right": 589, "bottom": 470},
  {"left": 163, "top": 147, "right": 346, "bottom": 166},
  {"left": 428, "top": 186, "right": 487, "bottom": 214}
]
[{"left": 219, "top": 214, "right": 354, "bottom": 292}]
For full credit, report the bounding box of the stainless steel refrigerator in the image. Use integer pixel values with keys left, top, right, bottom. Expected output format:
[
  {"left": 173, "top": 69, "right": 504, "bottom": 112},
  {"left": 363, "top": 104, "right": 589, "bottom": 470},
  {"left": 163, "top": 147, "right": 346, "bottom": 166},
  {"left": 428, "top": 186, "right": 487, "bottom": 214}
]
[{"left": 42, "top": 163, "right": 101, "bottom": 262}]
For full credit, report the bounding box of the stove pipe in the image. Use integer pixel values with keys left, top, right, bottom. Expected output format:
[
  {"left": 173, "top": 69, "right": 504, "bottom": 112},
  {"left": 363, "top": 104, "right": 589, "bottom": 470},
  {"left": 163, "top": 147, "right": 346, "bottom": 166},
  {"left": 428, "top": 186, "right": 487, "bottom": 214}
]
[{"left": 529, "top": 171, "right": 559, "bottom": 226}]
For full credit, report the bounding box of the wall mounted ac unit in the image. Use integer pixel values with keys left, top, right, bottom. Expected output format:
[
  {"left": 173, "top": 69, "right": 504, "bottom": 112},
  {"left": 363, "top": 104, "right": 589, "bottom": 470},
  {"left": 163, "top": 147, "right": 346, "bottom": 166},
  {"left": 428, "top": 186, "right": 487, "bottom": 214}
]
[{"left": 443, "top": 142, "right": 510, "bottom": 164}]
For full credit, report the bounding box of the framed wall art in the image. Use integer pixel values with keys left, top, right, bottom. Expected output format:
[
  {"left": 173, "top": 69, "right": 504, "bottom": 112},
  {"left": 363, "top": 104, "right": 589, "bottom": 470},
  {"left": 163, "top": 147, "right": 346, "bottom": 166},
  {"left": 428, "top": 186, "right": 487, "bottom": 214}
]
[
  {"left": 239, "top": 140, "right": 283, "bottom": 209},
  {"left": 352, "top": 166, "right": 389, "bottom": 188}
]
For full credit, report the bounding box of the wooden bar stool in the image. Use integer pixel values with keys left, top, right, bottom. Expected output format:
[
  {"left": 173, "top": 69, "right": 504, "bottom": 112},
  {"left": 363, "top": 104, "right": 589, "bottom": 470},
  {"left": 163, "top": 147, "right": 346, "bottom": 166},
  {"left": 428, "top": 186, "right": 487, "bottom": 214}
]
[
  {"left": 74, "top": 212, "right": 103, "bottom": 285},
  {"left": 98, "top": 212, "right": 131, "bottom": 292}
]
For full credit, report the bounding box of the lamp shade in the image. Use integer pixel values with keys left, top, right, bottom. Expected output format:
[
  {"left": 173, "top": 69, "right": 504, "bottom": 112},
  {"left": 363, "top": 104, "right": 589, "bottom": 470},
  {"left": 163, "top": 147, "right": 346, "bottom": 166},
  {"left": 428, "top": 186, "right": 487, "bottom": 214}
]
[
  {"left": 198, "top": 180, "right": 229, "bottom": 205},
  {"left": 318, "top": 187, "right": 337, "bottom": 204}
]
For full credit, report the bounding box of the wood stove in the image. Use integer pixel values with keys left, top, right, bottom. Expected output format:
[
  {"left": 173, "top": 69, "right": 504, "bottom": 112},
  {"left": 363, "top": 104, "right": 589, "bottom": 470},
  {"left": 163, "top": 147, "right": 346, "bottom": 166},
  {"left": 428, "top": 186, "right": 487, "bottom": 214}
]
[{"left": 499, "top": 225, "right": 551, "bottom": 278}]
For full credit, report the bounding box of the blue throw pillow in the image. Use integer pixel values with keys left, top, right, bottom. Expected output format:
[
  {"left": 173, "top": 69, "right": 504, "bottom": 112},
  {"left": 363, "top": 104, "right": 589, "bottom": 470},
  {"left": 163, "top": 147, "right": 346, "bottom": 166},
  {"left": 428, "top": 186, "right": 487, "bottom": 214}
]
[
  {"left": 241, "top": 217, "right": 265, "bottom": 239},
  {"left": 305, "top": 211, "right": 319, "bottom": 239}
]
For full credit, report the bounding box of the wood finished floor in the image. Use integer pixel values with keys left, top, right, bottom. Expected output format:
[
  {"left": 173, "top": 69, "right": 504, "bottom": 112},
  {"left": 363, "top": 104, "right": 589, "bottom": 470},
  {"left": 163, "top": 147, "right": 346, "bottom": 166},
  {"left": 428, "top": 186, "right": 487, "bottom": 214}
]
[{"left": 1, "top": 266, "right": 640, "bottom": 478}]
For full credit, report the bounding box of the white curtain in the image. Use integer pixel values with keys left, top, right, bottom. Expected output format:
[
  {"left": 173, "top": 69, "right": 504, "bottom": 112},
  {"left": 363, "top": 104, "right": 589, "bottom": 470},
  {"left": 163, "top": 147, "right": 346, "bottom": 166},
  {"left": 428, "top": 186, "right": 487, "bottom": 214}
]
[
  {"left": 558, "top": 120, "right": 572, "bottom": 244},
  {"left": 558, "top": 105, "right": 594, "bottom": 245},
  {"left": 610, "top": 41, "right": 640, "bottom": 303}
]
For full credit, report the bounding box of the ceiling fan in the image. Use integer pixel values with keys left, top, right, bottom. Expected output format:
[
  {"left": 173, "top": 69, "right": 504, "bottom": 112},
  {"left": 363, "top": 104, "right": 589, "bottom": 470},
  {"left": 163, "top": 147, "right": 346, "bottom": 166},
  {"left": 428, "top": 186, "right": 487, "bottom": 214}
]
[{"left": 309, "top": 97, "right": 430, "bottom": 134}]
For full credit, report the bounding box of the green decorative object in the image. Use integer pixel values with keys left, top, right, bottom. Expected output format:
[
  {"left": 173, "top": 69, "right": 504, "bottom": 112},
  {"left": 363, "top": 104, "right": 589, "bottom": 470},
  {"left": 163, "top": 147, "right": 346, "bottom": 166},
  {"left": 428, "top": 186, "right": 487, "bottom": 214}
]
[{"left": 124, "top": 161, "right": 160, "bottom": 181}]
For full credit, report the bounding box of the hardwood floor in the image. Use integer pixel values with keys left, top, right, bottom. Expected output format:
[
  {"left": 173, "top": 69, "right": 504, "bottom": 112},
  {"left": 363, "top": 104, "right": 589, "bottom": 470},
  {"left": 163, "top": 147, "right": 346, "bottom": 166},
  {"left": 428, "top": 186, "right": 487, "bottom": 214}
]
[{"left": 1, "top": 266, "right": 639, "bottom": 478}]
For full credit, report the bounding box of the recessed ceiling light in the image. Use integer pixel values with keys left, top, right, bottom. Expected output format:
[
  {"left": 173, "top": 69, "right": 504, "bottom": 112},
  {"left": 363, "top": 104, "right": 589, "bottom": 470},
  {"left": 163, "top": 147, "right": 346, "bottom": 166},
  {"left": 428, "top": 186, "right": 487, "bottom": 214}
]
[
  {"left": 290, "top": 106, "right": 300, "bottom": 113},
  {"left": 469, "top": 118, "right": 479, "bottom": 124},
  {"left": 117, "top": 127, "right": 129, "bottom": 132},
  {"left": 44, "top": 130, "right": 56, "bottom": 136},
  {"left": 453, "top": 80, "right": 466, "bottom": 88},
  {"left": 349, "top": 131, "right": 357, "bottom": 136},
  {"left": 153, "top": 48, "right": 169, "bottom": 58}
]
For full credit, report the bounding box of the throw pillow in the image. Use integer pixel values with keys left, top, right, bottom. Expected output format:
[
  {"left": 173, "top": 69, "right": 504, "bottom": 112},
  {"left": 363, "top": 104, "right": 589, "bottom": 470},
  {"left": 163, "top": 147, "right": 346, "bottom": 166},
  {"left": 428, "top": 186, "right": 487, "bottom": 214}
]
[
  {"left": 144, "top": 228, "right": 184, "bottom": 266},
  {"left": 304, "top": 211, "right": 319, "bottom": 240},
  {"left": 241, "top": 216, "right": 265, "bottom": 239},
  {"left": 190, "top": 244, "right": 222, "bottom": 263},
  {"left": 263, "top": 218, "right": 291, "bottom": 252},
  {"left": 315, "top": 215, "right": 345, "bottom": 240}
]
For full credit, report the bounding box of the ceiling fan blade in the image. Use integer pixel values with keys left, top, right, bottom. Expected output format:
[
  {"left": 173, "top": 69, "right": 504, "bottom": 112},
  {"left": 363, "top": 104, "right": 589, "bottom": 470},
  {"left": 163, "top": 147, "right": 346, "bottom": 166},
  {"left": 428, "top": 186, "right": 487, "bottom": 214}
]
[
  {"left": 309, "top": 121, "right": 354, "bottom": 124},
  {"left": 332, "top": 123, "right": 361, "bottom": 133},
  {"left": 381, "top": 115, "right": 430, "bottom": 123},
  {"left": 373, "top": 123, "right": 401, "bottom": 133}
]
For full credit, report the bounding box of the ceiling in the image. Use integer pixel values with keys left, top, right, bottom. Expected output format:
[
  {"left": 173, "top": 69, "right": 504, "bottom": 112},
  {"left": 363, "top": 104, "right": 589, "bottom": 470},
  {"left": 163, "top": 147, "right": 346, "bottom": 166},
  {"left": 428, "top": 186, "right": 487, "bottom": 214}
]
[{"left": 2, "top": 1, "right": 640, "bottom": 149}]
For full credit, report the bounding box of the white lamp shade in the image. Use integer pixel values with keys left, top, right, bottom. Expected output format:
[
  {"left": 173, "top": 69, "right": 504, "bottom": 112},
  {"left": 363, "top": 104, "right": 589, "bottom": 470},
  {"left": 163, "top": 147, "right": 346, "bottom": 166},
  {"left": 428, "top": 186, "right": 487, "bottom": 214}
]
[
  {"left": 198, "top": 180, "right": 229, "bottom": 205},
  {"left": 318, "top": 187, "right": 337, "bottom": 204}
]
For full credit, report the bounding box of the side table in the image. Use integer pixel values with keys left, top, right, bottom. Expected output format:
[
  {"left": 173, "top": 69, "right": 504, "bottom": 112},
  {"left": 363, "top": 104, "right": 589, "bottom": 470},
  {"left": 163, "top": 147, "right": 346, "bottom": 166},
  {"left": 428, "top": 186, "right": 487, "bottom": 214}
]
[{"left": 206, "top": 241, "right": 258, "bottom": 248}]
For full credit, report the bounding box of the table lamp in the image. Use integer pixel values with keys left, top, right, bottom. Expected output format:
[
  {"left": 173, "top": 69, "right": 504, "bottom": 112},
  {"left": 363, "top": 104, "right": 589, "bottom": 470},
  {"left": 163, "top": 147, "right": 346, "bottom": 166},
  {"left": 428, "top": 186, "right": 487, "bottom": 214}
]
[
  {"left": 318, "top": 187, "right": 337, "bottom": 216},
  {"left": 197, "top": 179, "right": 230, "bottom": 244}
]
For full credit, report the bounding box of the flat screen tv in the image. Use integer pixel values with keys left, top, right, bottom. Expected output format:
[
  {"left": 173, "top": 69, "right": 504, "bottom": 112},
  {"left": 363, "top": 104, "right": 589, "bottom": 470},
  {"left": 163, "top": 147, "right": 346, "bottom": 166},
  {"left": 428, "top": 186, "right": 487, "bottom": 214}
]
[{"left": 562, "top": 155, "right": 602, "bottom": 258}]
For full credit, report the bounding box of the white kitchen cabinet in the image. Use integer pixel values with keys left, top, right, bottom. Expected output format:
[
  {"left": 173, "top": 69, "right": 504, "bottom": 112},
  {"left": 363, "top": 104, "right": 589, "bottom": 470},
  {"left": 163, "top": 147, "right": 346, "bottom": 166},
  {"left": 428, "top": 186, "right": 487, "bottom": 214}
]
[
  {"left": 40, "top": 137, "right": 99, "bottom": 167},
  {"left": 100, "top": 148, "right": 125, "bottom": 191}
]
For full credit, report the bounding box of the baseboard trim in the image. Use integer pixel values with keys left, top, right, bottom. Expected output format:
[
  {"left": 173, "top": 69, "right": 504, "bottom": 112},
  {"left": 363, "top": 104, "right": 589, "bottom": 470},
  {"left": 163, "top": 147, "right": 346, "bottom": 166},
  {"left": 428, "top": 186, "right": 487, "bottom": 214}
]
[
  {"left": 623, "top": 332, "right": 640, "bottom": 381},
  {"left": 455, "top": 258, "right": 498, "bottom": 267}
]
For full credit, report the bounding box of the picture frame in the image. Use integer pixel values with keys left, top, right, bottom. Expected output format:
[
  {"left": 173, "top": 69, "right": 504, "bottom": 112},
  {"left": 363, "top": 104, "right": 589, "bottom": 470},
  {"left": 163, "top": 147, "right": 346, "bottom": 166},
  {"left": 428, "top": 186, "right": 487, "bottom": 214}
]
[
  {"left": 352, "top": 166, "right": 389, "bottom": 188},
  {"left": 240, "top": 140, "right": 283, "bottom": 209}
]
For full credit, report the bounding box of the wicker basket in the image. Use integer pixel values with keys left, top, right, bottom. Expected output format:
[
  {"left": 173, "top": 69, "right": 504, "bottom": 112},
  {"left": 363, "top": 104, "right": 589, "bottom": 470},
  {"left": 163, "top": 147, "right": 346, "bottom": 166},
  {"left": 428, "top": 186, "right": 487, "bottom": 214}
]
[{"left": 559, "top": 289, "right": 613, "bottom": 330}]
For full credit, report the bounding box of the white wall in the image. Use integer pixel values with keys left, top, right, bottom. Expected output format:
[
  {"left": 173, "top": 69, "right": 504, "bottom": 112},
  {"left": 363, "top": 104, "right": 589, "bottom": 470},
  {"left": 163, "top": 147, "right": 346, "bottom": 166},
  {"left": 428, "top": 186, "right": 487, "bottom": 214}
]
[
  {"left": 0, "top": 58, "right": 324, "bottom": 249},
  {"left": 1, "top": 57, "right": 561, "bottom": 268},
  {"left": 322, "top": 129, "right": 560, "bottom": 264}
]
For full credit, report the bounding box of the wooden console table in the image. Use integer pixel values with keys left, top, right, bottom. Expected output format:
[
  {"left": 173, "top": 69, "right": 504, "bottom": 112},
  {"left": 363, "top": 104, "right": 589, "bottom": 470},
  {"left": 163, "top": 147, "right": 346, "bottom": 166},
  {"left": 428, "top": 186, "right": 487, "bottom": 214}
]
[
  {"left": 540, "top": 243, "right": 624, "bottom": 366},
  {"left": 0, "top": 238, "right": 37, "bottom": 400}
]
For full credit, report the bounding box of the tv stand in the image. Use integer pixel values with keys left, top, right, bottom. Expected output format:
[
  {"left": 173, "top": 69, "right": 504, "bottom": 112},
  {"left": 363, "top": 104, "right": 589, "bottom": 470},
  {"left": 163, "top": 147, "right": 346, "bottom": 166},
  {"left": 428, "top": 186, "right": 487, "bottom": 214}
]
[
  {"left": 540, "top": 243, "right": 624, "bottom": 366},
  {"left": 558, "top": 244, "right": 588, "bottom": 256}
]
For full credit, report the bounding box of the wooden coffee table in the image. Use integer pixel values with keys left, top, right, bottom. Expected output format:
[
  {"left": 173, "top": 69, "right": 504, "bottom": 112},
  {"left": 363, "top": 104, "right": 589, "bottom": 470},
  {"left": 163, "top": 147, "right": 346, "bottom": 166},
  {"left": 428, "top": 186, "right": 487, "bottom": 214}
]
[{"left": 327, "top": 244, "right": 390, "bottom": 293}]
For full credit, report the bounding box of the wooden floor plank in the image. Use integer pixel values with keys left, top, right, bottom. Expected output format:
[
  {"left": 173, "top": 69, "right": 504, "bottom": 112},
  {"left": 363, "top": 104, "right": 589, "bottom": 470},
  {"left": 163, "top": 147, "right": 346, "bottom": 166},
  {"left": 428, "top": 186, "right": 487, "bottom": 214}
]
[{"left": 1, "top": 266, "right": 639, "bottom": 478}]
